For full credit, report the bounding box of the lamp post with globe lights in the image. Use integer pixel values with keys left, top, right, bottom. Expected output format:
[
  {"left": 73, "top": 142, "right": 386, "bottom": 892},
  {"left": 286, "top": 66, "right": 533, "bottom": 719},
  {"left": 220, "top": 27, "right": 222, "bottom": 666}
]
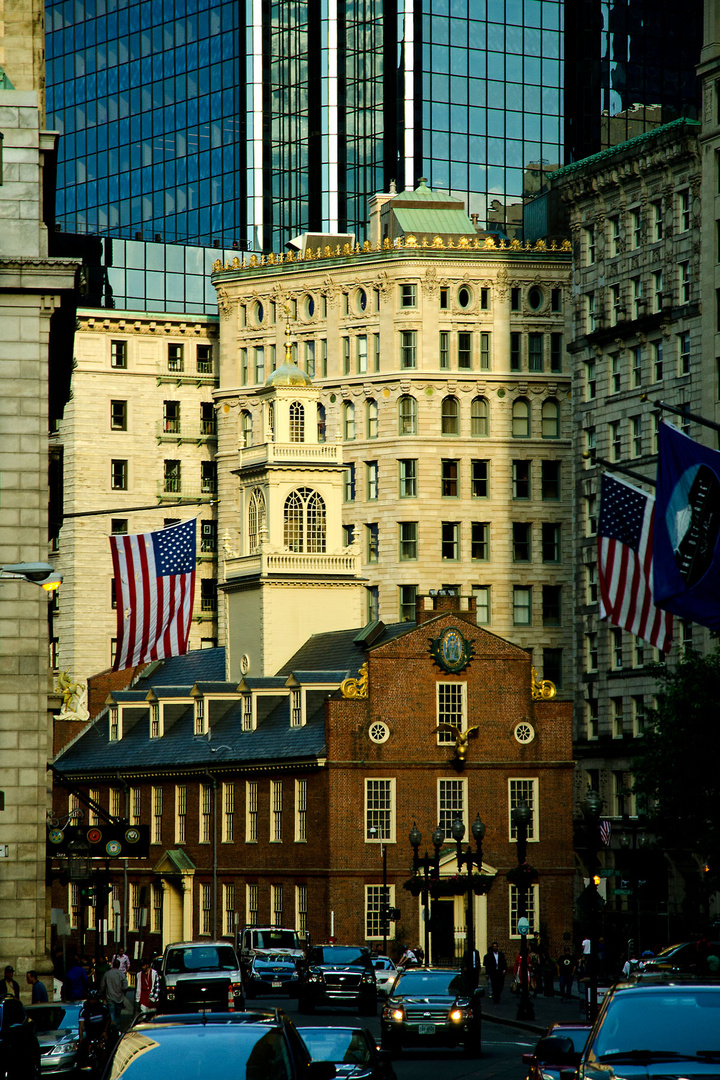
[
  {"left": 450, "top": 812, "right": 487, "bottom": 970},
  {"left": 408, "top": 822, "right": 443, "bottom": 964}
]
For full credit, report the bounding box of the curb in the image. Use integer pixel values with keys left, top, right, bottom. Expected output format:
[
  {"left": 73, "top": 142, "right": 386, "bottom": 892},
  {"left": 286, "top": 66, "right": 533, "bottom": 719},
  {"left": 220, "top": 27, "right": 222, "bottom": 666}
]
[{"left": 481, "top": 1010, "right": 546, "bottom": 1035}]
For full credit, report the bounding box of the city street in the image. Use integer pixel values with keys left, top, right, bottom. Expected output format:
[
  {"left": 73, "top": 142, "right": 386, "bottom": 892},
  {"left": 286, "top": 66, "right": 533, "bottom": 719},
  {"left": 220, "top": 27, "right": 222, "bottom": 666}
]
[{"left": 248, "top": 992, "right": 550, "bottom": 1080}]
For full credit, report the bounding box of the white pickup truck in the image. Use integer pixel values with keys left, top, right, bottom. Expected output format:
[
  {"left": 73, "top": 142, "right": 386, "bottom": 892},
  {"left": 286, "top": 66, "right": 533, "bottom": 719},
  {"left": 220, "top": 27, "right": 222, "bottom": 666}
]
[{"left": 158, "top": 940, "right": 245, "bottom": 1013}]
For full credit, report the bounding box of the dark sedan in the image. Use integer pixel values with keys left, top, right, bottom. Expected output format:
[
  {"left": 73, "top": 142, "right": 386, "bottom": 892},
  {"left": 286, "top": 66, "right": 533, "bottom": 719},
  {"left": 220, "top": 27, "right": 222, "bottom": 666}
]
[
  {"left": 380, "top": 967, "right": 482, "bottom": 1056},
  {"left": 522, "top": 1022, "right": 591, "bottom": 1080},
  {"left": 300, "top": 1027, "right": 395, "bottom": 1080},
  {"left": 246, "top": 953, "right": 300, "bottom": 997}
]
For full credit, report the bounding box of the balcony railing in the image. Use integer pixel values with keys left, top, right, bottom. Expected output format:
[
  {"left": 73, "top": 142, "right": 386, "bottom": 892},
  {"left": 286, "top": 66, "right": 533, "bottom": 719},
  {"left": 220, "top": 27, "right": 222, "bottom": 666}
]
[
  {"left": 157, "top": 421, "right": 217, "bottom": 442},
  {"left": 238, "top": 442, "right": 343, "bottom": 468},
  {"left": 224, "top": 549, "right": 358, "bottom": 579},
  {"left": 156, "top": 484, "right": 217, "bottom": 502}
]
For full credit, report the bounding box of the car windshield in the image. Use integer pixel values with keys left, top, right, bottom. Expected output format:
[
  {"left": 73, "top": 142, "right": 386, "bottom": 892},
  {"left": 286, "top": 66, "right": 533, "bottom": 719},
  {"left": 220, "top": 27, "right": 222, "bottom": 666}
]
[
  {"left": 108, "top": 1025, "right": 294, "bottom": 1079},
  {"left": 301, "top": 1029, "right": 371, "bottom": 1065},
  {"left": 310, "top": 948, "right": 369, "bottom": 967},
  {"left": 373, "top": 959, "right": 394, "bottom": 971},
  {"left": 591, "top": 990, "right": 720, "bottom": 1059},
  {"left": 27, "top": 1005, "right": 81, "bottom": 1032},
  {"left": 394, "top": 970, "right": 464, "bottom": 995},
  {"left": 255, "top": 932, "right": 298, "bottom": 951},
  {"left": 552, "top": 1028, "right": 590, "bottom": 1052},
  {"left": 165, "top": 946, "right": 239, "bottom": 974}
]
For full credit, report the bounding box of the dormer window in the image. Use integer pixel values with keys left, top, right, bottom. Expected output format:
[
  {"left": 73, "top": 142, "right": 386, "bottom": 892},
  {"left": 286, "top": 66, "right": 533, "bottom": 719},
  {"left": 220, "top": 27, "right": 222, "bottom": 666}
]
[
  {"left": 150, "top": 703, "right": 161, "bottom": 739},
  {"left": 290, "top": 688, "right": 303, "bottom": 728},
  {"left": 194, "top": 697, "right": 206, "bottom": 736},
  {"left": 109, "top": 706, "right": 120, "bottom": 742},
  {"left": 242, "top": 694, "right": 255, "bottom": 732}
]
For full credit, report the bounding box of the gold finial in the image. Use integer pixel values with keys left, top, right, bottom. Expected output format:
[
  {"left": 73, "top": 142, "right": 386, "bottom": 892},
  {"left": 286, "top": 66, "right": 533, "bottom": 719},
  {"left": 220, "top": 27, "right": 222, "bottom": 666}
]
[
  {"left": 284, "top": 301, "right": 293, "bottom": 364},
  {"left": 340, "top": 663, "right": 369, "bottom": 699}
]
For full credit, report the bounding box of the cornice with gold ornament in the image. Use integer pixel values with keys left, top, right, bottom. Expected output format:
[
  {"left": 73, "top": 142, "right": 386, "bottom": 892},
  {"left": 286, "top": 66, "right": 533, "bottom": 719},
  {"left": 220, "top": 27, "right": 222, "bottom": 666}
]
[{"left": 340, "top": 663, "right": 369, "bottom": 699}]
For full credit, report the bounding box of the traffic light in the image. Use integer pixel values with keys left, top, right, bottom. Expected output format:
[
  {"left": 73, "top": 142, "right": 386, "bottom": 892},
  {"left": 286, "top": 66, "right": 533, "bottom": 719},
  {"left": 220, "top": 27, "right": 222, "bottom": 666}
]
[
  {"left": 380, "top": 905, "right": 401, "bottom": 924},
  {"left": 79, "top": 884, "right": 96, "bottom": 906}
]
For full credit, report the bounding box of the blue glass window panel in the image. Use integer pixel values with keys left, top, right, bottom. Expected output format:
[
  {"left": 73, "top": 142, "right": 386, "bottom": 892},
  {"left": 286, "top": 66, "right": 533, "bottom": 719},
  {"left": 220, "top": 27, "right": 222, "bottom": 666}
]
[
  {"left": 145, "top": 273, "right": 165, "bottom": 301},
  {"left": 166, "top": 274, "right": 186, "bottom": 303},
  {"left": 432, "top": 130, "right": 450, "bottom": 158},
  {"left": 542, "top": 28, "right": 562, "bottom": 56},
  {"left": 525, "top": 112, "right": 542, "bottom": 141},
  {"left": 505, "top": 111, "right": 522, "bottom": 140},
  {"left": 525, "top": 0, "right": 543, "bottom": 28},
  {"left": 433, "top": 162, "right": 449, "bottom": 188},
  {"left": 126, "top": 269, "right": 146, "bottom": 299},
  {"left": 524, "top": 27, "right": 541, "bottom": 55}
]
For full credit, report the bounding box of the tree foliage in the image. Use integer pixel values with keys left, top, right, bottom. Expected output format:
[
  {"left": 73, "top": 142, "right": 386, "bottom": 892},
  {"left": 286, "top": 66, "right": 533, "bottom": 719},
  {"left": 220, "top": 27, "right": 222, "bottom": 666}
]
[{"left": 633, "top": 647, "right": 720, "bottom": 883}]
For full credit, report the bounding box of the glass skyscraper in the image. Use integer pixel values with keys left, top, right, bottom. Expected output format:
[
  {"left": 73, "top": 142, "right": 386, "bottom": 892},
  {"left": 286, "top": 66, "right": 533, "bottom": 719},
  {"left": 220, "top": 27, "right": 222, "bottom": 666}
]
[{"left": 45, "top": 0, "right": 701, "bottom": 256}]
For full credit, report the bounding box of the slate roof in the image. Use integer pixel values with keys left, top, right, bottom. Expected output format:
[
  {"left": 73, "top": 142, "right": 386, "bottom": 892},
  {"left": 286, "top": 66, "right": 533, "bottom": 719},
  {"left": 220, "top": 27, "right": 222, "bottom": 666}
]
[{"left": 275, "top": 622, "right": 411, "bottom": 676}]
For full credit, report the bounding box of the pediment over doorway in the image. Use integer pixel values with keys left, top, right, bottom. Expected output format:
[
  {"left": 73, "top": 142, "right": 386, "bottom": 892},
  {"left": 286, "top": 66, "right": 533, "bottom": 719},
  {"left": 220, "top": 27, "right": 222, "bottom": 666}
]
[{"left": 153, "top": 848, "right": 196, "bottom": 875}]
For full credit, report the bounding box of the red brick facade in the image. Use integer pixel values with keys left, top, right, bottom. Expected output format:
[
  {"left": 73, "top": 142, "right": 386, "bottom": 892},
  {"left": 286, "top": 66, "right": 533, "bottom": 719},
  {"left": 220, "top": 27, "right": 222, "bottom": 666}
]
[{"left": 51, "top": 600, "right": 574, "bottom": 966}]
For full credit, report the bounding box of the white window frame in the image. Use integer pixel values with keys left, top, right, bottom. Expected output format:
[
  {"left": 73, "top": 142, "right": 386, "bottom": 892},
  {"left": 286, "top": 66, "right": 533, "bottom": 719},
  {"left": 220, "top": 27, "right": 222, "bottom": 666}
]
[
  {"left": 223, "top": 883, "right": 236, "bottom": 938},
  {"left": 151, "top": 882, "right": 162, "bottom": 934},
  {"left": 295, "top": 779, "right": 307, "bottom": 842},
  {"left": 508, "top": 778, "right": 539, "bottom": 842},
  {"left": 242, "top": 694, "right": 255, "bottom": 732},
  {"left": 509, "top": 882, "right": 540, "bottom": 938},
  {"left": 175, "top": 784, "right": 187, "bottom": 844},
  {"left": 290, "top": 688, "right": 304, "bottom": 728},
  {"left": 129, "top": 786, "right": 141, "bottom": 826},
  {"left": 199, "top": 782, "right": 212, "bottom": 844},
  {"left": 272, "top": 882, "right": 283, "bottom": 925},
  {"left": 365, "top": 884, "right": 397, "bottom": 941},
  {"left": 222, "top": 781, "right": 235, "bottom": 843},
  {"left": 365, "top": 778, "right": 396, "bottom": 843},
  {"left": 246, "top": 781, "right": 258, "bottom": 843},
  {"left": 296, "top": 884, "right": 308, "bottom": 936},
  {"left": 194, "top": 696, "right": 207, "bottom": 737},
  {"left": 270, "top": 780, "right": 283, "bottom": 843},
  {"left": 89, "top": 789, "right": 100, "bottom": 826},
  {"left": 437, "top": 777, "right": 467, "bottom": 840},
  {"left": 246, "top": 883, "right": 259, "bottom": 925},
  {"left": 436, "top": 682, "right": 467, "bottom": 743},
  {"left": 200, "top": 882, "right": 212, "bottom": 935},
  {"left": 151, "top": 786, "right": 163, "bottom": 845}
]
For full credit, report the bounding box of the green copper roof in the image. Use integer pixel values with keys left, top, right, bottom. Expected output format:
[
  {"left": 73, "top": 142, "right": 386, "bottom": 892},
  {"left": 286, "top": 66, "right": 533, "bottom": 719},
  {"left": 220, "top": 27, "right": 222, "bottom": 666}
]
[
  {"left": 549, "top": 117, "right": 701, "bottom": 182},
  {"left": 389, "top": 178, "right": 476, "bottom": 234}
]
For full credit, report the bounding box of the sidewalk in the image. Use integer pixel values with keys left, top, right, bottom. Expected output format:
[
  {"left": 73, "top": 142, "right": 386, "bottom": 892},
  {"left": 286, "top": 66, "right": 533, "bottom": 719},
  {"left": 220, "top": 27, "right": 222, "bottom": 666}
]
[{"left": 481, "top": 981, "right": 586, "bottom": 1035}]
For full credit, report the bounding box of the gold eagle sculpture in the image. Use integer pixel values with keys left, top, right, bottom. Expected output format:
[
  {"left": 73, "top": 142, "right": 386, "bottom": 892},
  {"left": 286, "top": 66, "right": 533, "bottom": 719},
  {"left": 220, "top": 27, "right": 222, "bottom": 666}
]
[{"left": 433, "top": 723, "right": 481, "bottom": 763}]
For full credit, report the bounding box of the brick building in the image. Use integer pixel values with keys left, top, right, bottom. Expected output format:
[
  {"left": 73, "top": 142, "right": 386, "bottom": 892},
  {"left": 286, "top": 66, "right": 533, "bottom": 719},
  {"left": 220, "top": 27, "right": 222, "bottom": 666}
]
[{"left": 50, "top": 591, "right": 574, "bottom": 966}]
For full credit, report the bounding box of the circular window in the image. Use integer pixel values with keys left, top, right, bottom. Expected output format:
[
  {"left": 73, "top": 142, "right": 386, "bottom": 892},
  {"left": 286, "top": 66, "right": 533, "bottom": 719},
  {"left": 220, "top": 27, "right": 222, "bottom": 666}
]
[
  {"left": 458, "top": 286, "right": 471, "bottom": 308},
  {"left": 357, "top": 288, "right": 367, "bottom": 312},
  {"left": 528, "top": 286, "right": 543, "bottom": 311},
  {"left": 514, "top": 721, "right": 535, "bottom": 745},
  {"left": 368, "top": 721, "right": 390, "bottom": 744},
  {"left": 305, "top": 294, "right": 315, "bottom": 318},
  {"left": 255, "top": 300, "right": 264, "bottom": 324}
]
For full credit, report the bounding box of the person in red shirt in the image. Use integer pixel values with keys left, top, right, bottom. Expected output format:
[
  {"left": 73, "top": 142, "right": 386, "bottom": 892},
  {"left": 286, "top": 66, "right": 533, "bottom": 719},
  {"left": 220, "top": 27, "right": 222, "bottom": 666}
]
[{"left": 134, "top": 958, "right": 158, "bottom": 1015}]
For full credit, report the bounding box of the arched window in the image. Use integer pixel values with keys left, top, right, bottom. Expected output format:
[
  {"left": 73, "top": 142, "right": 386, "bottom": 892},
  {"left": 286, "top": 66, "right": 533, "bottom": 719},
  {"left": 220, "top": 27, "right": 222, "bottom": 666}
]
[
  {"left": 470, "top": 396, "right": 489, "bottom": 437},
  {"left": 398, "top": 394, "right": 417, "bottom": 435},
  {"left": 283, "top": 487, "right": 326, "bottom": 553},
  {"left": 541, "top": 398, "right": 560, "bottom": 439},
  {"left": 512, "top": 397, "right": 530, "bottom": 438},
  {"left": 248, "top": 488, "right": 266, "bottom": 552},
  {"left": 241, "top": 410, "right": 253, "bottom": 448},
  {"left": 366, "top": 398, "right": 378, "bottom": 439},
  {"left": 343, "top": 401, "right": 355, "bottom": 440},
  {"left": 317, "top": 403, "right": 326, "bottom": 443},
  {"left": 441, "top": 395, "right": 460, "bottom": 436},
  {"left": 289, "top": 401, "right": 305, "bottom": 442}
]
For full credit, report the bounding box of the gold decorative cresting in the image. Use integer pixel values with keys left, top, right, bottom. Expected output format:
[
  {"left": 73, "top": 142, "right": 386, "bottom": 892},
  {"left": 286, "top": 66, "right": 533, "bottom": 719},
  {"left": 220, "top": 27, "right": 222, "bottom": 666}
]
[
  {"left": 531, "top": 667, "right": 556, "bottom": 700},
  {"left": 340, "top": 663, "right": 369, "bottom": 699}
]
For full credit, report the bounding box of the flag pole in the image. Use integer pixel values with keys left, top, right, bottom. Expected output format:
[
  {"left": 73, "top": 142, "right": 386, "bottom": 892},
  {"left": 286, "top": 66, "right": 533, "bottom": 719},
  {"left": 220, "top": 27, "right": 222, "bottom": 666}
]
[
  {"left": 640, "top": 395, "right": 720, "bottom": 436},
  {"left": 583, "top": 450, "right": 656, "bottom": 488}
]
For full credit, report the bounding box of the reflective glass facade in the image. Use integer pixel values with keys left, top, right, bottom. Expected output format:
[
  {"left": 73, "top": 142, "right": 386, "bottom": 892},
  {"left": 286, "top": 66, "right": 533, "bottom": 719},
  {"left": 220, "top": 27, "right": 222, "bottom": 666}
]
[{"left": 45, "top": 0, "right": 701, "bottom": 255}]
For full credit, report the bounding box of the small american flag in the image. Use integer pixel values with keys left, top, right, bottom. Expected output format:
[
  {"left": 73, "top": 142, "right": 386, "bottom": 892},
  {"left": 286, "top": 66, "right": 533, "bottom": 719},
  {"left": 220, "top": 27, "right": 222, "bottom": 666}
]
[
  {"left": 110, "top": 519, "right": 196, "bottom": 671},
  {"left": 598, "top": 473, "right": 673, "bottom": 652},
  {"left": 599, "top": 819, "right": 612, "bottom": 847}
]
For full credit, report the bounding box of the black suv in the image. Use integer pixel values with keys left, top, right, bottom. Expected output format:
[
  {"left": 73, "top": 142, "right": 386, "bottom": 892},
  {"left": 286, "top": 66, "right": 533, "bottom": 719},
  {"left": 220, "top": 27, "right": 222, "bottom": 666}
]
[
  {"left": 380, "top": 967, "right": 483, "bottom": 1056},
  {"left": 111, "top": 1010, "right": 336, "bottom": 1079},
  {"left": 574, "top": 972, "right": 720, "bottom": 1080},
  {"left": 298, "top": 946, "right": 378, "bottom": 1016}
]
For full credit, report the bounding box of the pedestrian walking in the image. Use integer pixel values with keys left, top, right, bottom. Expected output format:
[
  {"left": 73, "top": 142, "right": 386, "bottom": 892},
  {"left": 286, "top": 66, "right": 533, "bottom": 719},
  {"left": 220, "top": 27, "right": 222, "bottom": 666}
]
[
  {"left": 483, "top": 942, "right": 507, "bottom": 1003},
  {"left": 26, "top": 971, "right": 49, "bottom": 1003},
  {"left": 101, "top": 959, "right": 128, "bottom": 1029}
]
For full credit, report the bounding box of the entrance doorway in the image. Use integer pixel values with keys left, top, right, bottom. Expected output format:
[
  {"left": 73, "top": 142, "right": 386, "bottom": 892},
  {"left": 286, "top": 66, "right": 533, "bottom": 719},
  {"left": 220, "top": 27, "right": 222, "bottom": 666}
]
[{"left": 431, "top": 899, "right": 456, "bottom": 965}]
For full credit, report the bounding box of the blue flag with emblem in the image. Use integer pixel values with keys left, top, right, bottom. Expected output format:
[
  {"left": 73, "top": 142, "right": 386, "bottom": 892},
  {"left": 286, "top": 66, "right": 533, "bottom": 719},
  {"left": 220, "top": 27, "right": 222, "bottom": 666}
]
[{"left": 653, "top": 421, "right": 720, "bottom": 630}]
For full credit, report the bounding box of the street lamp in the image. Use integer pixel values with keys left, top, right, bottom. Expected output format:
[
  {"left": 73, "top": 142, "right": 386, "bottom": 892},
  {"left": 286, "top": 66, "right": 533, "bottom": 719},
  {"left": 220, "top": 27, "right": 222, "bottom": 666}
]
[
  {"left": 450, "top": 813, "right": 486, "bottom": 975},
  {"left": 409, "top": 821, "right": 443, "bottom": 964},
  {"left": 507, "top": 799, "right": 538, "bottom": 1021},
  {"left": 0, "top": 562, "right": 62, "bottom": 590}
]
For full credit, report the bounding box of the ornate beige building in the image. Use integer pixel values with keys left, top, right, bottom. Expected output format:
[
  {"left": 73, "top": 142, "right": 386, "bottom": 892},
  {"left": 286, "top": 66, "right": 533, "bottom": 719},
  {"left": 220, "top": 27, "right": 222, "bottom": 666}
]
[
  {"left": 212, "top": 183, "right": 575, "bottom": 689},
  {"left": 0, "top": 2, "right": 79, "bottom": 974},
  {"left": 51, "top": 310, "right": 221, "bottom": 679}
]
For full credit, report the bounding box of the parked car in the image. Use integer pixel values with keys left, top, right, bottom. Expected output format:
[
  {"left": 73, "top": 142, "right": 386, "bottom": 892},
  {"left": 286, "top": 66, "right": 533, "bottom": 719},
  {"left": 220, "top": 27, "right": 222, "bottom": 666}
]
[
  {"left": 246, "top": 952, "right": 300, "bottom": 997},
  {"left": 300, "top": 1026, "right": 395, "bottom": 1080},
  {"left": 371, "top": 958, "right": 398, "bottom": 999},
  {"left": 299, "top": 946, "right": 377, "bottom": 1016},
  {"left": 0, "top": 995, "right": 41, "bottom": 1080},
  {"left": 25, "top": 1003, "right": 82, "bottom": 1077},
  {"left": 104, "top": 1010, "right": 336, "bottom": 1079},
  {"left": 380, "top": 967, "right": 482, "bottom": 1056},
  {"left": 522, "top": 1022, "right": 591, "bottom": 1080},
  {"left": 642, "top": 941, "right": 720, "bottom": 972},
  {"left": 157, "top": 940, "right": 245, "bottom": 1013},
  {"left": 574, "top": 972, "right": 720, "bottom": 1080}
]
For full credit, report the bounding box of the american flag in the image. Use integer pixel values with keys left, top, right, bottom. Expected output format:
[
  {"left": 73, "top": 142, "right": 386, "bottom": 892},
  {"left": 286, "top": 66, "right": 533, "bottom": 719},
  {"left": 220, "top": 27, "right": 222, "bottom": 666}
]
[
  {"left": 597, "top": 473, "right": 673, "bottom": 652},
  {"left": 110, "top": 519, "right": 196, "bottom": 671},
  {"left": 599, "top": 819, "right": 612, "bottom": 847}
]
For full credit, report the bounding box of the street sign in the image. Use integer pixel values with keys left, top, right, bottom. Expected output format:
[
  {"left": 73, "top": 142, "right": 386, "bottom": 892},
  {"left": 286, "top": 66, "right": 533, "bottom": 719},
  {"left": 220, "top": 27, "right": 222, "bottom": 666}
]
[
  {"left": 614, "top": 887, "right": 633, "bottom": 895},
  {"left": 517, "top": 917, "right": 530, "bottom": 935},
  {"left": 598, "top": 868, "right": 614, "bottom": 877}
]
